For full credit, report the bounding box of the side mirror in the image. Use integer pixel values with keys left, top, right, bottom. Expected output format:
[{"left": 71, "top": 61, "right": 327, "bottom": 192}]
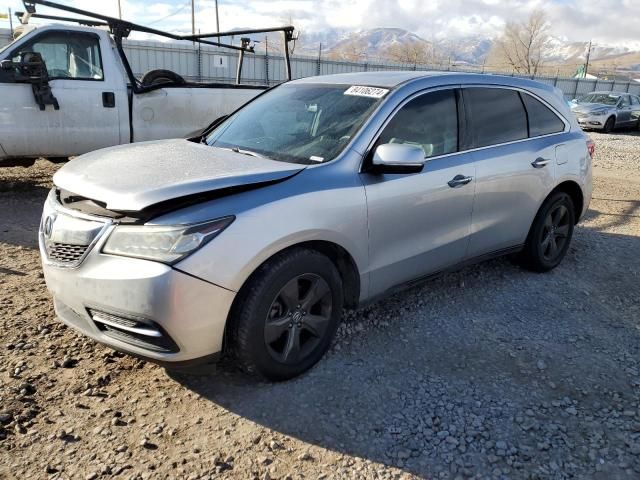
[
  {"left": 6, "top": 51, "right": 59, "bottom": 111},
  {"left": 371, "top": 143, "right": 425, "bottom": 174},
  {"left": 0, "top": 60, "right": 14, "bottom": 71}
]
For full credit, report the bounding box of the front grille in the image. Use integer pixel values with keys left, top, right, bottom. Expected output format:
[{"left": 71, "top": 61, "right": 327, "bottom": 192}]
[
  {"left": 88, "top": 308, "right": 179, "bottom": 354},
  {"left": 46, "top": 242, "right": 89, "bottom": 263}
]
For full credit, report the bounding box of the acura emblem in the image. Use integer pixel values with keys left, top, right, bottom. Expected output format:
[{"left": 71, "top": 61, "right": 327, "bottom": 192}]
[{"left": 43, "top": 215, "right": 56, "bottom": 238}]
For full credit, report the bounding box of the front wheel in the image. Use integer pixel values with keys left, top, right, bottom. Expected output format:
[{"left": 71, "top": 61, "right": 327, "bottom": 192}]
[
  {"left": 519, "top": 192, "right": 575, "bottom": 272},
  {"left": 603, "top": 116, "right": 615, "bottom": 133},
  {"left": 228, "top": 248, "right": 343, "bottom": 381}
]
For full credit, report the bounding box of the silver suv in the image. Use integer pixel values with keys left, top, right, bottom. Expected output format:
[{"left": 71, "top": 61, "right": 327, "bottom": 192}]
[{"left": 40, "top": 72, "right": 593, "bottom": 380}]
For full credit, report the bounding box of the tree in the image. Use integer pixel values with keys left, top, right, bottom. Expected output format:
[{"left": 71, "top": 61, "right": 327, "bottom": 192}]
[
  {"left": 383, "top": 40, "right": 437, "bottom": 67},
  {"left": 327, "top": 41, "right": 367, "bottom": 62},
  {"left": 491, "top": 9, "right": 550, "bottom": 75}
]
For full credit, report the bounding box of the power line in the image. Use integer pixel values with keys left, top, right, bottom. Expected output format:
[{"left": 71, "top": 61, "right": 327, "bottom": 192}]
[{"left": 147, "top": 1, "right": 191, "bottom": 26}]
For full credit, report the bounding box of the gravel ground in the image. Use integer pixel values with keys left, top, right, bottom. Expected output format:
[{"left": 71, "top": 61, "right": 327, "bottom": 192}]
[{"left": 1, "top": 131, "right": 639, "bottom": 480}]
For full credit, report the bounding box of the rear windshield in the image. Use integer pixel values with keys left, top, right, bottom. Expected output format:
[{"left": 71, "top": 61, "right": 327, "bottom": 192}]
[{"left": 206, "top": 84, "right": 385, "bottom": 165}]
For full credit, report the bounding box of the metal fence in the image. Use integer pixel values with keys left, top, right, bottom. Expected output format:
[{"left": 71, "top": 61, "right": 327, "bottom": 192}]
[{"left": 2, "top": 28, "right": 639, "bottom": 98}]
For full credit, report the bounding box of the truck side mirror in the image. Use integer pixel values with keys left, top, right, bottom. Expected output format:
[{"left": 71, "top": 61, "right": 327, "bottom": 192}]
[
  {"left": 7, "top": 51, "right": 59, "bottom": 111},
  {"left": 14, "top": 51, "right": 48, "bottom": 81}
]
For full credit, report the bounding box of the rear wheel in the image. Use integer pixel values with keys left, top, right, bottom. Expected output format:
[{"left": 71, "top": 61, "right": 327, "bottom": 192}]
[
  {"left": 519, "top": 192, "right": 575, "bottom": 272},
  {"left": 229, "top": 248, "right": 343, "bottom": 381},
  {"left": 603, "top": 116, "right": 615, "bottom": 133}
]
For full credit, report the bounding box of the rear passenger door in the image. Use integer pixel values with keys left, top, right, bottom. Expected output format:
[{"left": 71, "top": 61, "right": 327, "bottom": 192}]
[{"left": 463, "top": 87, "right": 566, "bottom": 258}]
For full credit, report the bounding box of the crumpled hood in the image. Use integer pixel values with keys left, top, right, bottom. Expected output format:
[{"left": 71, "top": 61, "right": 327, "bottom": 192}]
[
  {"left": 53, "top": 139, "right": 305, "bottom": 211},
  {"left": 571, "top": 103, "right": 613, "bottom": 114}
]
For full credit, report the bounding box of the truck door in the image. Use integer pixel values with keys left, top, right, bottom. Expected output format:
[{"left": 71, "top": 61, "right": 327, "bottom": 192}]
[{"left": 0, "top": 30, "right": 126, "bottom": 158}]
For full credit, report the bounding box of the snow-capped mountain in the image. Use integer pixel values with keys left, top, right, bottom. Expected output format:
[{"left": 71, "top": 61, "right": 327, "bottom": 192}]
[{"left": 293, "top": 27, "right": 640, "bottom": 71}]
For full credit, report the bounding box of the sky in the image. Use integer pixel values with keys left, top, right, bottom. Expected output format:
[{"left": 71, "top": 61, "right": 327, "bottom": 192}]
[{"left": 1, "top": 0, "right": 638, "bottom": 49}]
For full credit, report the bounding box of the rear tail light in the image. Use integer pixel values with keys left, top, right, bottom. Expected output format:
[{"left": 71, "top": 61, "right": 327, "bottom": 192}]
[{"left": 586, "top": 138, "right": 595, "bottom": 159}]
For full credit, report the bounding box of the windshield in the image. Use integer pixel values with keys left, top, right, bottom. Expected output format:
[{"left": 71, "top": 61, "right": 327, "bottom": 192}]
[
  {"left": 578, "top": 93, "right": 620, "bottom": 106},
  {"left": 206, "top": 84, "right": 386, "bottom": 164}
]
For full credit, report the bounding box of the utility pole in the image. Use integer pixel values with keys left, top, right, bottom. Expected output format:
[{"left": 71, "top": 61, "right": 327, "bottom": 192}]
[
  {"left": 215, "top": 0, "right": 220, "bottom": 33},
  {"left": 191, "top": 0, "right": 195, "bottom": 35},
  {"left": 8, "top": 8, "right": 13, "bottom": 37},
  {"left": 584, "top": 40, "right": 592, "bottom": 77},
  {"left": 117, "top": 0, "right": 122, "bottom": 19}
]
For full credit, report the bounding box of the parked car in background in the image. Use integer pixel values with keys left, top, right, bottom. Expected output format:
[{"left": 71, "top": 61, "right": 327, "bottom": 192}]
[
  {"left": 570, "top": 91, "right": 640, "bottom": 132},
  {"left": 40, "top": 71, "right": 593, "bottom": 380}
]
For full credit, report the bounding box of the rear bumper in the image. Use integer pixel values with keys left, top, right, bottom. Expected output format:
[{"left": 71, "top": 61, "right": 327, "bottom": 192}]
[{"left": 42, "top": 252, "right": 236, "bottom": 364}]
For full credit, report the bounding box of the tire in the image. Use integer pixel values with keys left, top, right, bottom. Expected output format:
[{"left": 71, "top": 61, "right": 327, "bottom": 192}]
[
  {"left": 141, "top": 69, "right": 186, "bottom": 86},
  {"left": 228, "top": 248, "right": 343, "bottom": 381},
  {"left": 603, "top": 116, "right": 615, "bottom": 133},
  {"left": 519, "top": 192, "right": 575, "bottom": 273}
]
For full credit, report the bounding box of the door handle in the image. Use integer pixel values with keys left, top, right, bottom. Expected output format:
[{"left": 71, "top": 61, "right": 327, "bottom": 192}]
[
  {"left": 448, "top": 174, "right": 473, "bottom": 188},
  {"left": 531, "top": 157, "right": 550, "bottom": 168},
  {"left": 102, "top": 91, "right": 115, "bottom": 108}
]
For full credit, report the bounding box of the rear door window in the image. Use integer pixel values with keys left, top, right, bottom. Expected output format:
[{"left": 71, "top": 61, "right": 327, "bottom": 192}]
[
  {"left": 521, "top": 93, "right": 565, "bottom": 137},
  {"left": 464, "top": 88, "right": 527, "bottom": 148}
]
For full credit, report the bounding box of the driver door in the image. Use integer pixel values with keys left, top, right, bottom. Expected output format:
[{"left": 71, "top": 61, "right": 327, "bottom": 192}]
[
  {"left": 1, "top": 30, "right": 126, "bottom": 158},
  {"left": 361, "top": 88, "right": 476, "bottom": 298},
  {"left": 617, "top": 95, "right": 633, "bottom": 126}
]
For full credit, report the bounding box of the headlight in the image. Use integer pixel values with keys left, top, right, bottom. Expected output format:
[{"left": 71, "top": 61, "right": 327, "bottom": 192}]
[
  {"left": 591, "top": 109, "right": 608, "bottom": 116},
  {"left": 102, "top": 216, "right": 234, "bottom": 264}
]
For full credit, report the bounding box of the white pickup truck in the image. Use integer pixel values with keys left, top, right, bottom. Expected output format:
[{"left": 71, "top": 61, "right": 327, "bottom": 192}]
[{"left": 0, "top": 0, "right": 295, "bottom": 166}]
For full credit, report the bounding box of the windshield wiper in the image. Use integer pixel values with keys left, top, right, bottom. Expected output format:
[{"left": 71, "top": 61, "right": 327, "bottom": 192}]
[{"left": 228, "top": 146, "right": 266, "bottom": 158}]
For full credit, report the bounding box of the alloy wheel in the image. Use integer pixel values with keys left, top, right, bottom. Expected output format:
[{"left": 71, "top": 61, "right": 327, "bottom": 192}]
[
  {"left": 540, "top": 203, "right": 571, "bottom": 261},
  {"left": 264, "top": 274, "right": 333, "bottom": 365}
]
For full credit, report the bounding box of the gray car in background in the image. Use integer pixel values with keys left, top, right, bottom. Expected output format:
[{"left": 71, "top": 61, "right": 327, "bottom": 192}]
[
  {"left": 40, "top": 72, "right": 593, "bottom": 380},
  {"left": 570, "top": 91, "right": 640, "bottom": 132}
]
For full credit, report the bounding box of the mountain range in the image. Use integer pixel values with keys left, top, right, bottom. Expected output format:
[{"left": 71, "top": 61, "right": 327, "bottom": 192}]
[{"left": 293, "top": 27, "right": 640, "bottom": 74}]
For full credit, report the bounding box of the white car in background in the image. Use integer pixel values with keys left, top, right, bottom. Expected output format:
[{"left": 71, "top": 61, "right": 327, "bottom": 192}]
[{"left": 570, "top": 91, "right": 640, "bottom": 132}]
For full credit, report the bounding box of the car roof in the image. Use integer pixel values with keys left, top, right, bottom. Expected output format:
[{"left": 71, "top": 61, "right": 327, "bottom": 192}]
[
  {"left": 290, "top": 71, "right": 558, "bottom": 94},
  {"left": 585, "top": 91, "right": 627, "bottom": 95}
]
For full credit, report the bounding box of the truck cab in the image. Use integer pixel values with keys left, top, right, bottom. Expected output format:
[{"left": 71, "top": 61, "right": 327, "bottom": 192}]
[{"left": 0, "top": 1, "right": 295, "bottom": 166}]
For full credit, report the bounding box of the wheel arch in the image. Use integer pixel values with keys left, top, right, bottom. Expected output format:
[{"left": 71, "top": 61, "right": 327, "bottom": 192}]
[
  {"left": 222, "top": 240, "right": 362, "bottom": 352},
  {"left": 550, "top": 180, "right": 584, "bottom": 225}
]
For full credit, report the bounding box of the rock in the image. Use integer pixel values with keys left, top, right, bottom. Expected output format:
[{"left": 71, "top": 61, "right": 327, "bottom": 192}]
[
  {"left": 298, "top": 452, "right": 314, "bottom": 461},
  {"left": 536, "top": 360, "right": 547, "bottom": 371}
]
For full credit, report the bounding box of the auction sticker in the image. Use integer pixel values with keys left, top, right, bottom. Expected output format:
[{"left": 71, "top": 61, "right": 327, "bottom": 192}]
[{"left": 344, "top": 85, "right": 389, "bottom": 98}]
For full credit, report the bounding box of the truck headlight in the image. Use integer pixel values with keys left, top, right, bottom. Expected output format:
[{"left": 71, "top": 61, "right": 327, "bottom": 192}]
[{"left": 102, "top": 216, "right": 234, "bottom": 264}]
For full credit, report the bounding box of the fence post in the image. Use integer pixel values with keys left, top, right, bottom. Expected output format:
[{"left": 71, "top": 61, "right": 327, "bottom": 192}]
[
  {"left": 316, "top": 43, "right": 322, "bottom": 76},
  {"left": 197, "top": 43, "right": 202, "bottom": 82},
  {"left": 573, "top": 79, "right": 579, "bottom": 99},
  {"left": 264, "top": 36, "right": 269, "bottom": 86}
]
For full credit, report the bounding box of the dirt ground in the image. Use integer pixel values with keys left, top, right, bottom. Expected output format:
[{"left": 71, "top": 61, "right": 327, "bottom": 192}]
[{"left": 1, "top": 131, "right": 639, "bottom": 480}]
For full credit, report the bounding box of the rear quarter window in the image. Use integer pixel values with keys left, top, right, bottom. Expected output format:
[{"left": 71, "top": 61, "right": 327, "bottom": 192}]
[
  {"left": 465, "top": 88, "right": 528, "bottom": 148},
  {"left": 521, "top": 93, "right": 565, "bottom": 137}
]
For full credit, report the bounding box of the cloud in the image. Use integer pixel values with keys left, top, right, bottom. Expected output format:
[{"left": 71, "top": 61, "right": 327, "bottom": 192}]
[{"left": 1, "top": 0, "right": 637, "bottom": 48}]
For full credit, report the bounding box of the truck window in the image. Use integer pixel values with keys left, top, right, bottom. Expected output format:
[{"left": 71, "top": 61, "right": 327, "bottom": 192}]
[{"left": 11, "top": 31, "right": 103, "bottom": 80}]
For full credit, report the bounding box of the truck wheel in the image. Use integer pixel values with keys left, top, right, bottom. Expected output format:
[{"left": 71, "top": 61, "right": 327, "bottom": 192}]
[
  {"left": 519, "top": 192, "right": 575, "bottom": 273},
  {"left": 141, "top": 69, "right": 186, "bottom": 86},
  {"left": 603, "top": 116, "right": 615, "bottom": 133},
  {"left": 229, "top": 248, "right": 343, "bottom": 381}
]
